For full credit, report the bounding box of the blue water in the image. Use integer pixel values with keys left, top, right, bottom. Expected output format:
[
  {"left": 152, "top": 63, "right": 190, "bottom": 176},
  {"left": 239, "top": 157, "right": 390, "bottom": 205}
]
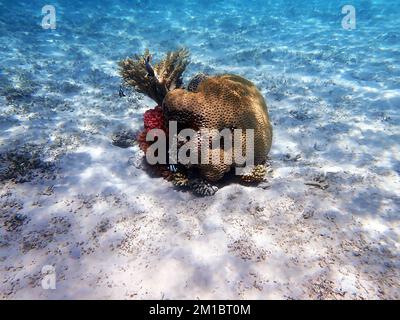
[
  {"left": 0, "top": 0, "right": 399, "bottom": 165},
  {"left": 1, "top": 0, "right": 399, "bottom": 90},
  {"left": 1, "top": 0, "right": 400, "bottom": 300}
]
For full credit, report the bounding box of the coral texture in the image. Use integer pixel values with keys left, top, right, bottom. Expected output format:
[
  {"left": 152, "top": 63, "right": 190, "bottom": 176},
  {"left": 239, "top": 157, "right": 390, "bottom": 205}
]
[
  {"left": 136, "top": 130, "right": 149, "bottom": 153},
  {"left": 188, "top": 179, "right": 218, "bottom": 197},
  {"left": 163, "top": 74, "right": 273, "bottom": 182},
  {"left": 137, "top": 105, "right": 167, "bottom": 153},
  {"left": 143, "top": 105, "right": 166, "bottom": 132},
  {"left": 171, "top": 172, "right": 189, "bottom": 187},
  {"left": 187, "top": 73, "right": 208, "bottom": 92},
  {"left": 240, "top": 164, "right": 267, "bottom": 183}
]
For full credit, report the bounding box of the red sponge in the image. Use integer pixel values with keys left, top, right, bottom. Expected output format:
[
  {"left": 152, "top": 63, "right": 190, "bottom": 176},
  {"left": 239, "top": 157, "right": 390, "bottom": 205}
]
[
  {"left": 138, "top": 105, "right": 167, "bottom": 153},
  {"left": 143, "top": 105, "right": 166, "bottom": 132}
]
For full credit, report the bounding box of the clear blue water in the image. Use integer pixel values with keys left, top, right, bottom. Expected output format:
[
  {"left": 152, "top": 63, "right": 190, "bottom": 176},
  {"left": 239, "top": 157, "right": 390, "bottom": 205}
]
[
  {"left": 1, "top": 0, "right": 400, "bottom": 300},
  {"left": 1, "top": 0, "right": 399, "bottom": 91},
  {"left": 0, "top": 0, "right": 399, "bottom": 163}
]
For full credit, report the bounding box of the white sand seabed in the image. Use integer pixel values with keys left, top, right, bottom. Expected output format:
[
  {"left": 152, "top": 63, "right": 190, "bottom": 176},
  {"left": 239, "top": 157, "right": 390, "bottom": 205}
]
[
  {"left": 1, "top": 81, "right": 398, "bottom": 299},
  {"left": 0, "top": 0, "right": 399, "bottom": 299}
]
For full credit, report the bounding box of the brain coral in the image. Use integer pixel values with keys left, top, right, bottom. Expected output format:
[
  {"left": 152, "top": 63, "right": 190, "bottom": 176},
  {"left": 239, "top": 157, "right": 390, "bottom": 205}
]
[{"left": 163, "top": 74, "right": 273, "bottom": 182}]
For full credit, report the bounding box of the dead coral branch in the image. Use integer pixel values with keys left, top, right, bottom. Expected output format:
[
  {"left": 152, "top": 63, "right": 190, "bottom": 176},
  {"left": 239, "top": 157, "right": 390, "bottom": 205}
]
[{"left": 119, "top": 48, "right": 190, "bottom": 105}]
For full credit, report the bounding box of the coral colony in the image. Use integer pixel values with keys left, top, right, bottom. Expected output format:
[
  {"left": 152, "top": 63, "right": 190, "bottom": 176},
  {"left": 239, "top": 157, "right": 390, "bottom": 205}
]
[{"left": 119, "top": 49, "right": 273, "bottom": 195}]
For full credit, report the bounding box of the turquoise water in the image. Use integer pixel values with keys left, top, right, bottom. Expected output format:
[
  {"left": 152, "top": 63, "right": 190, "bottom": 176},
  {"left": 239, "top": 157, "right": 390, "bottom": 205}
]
[
  {"left": 1, "top": 0, "right": 400, "bottom": 299},
  {"left": 1, "top": 0, "right": 399, "bottom": 94},
  {"left": 1, "top": 0, "right": 399, "bottom": 171}
]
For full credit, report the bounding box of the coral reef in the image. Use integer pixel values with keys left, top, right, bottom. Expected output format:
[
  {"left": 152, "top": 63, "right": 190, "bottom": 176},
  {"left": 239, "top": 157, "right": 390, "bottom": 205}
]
[{"left": 121, "top": 48, "right": 272, "bottom": 193}]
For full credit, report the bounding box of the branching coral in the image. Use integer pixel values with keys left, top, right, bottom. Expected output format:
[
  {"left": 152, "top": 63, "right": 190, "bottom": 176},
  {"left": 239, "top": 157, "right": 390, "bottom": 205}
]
[
  {"left": 171, "top": 172, "right": 189, "bottom": 187},
  {"left": 154, "top": 48, "right": 190, "bottom": 91},
  {"left": 119, "top": 48, "right": 189, "bottom": 105},
  {"left": 188, "top": 179, "right": 218, "bottom": 197}
]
